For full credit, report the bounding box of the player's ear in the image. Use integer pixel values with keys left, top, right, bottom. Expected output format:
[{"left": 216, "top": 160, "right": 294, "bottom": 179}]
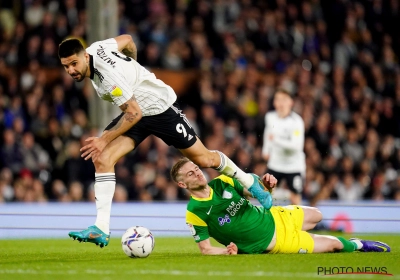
[
  {"left": 84, "top": 52, "right": 89, "bottom": 64},
  {"left": 177, "top": 181, "right": 187, "bottom": 189}
]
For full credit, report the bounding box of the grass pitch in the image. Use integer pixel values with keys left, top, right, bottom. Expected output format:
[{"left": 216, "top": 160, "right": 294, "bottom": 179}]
[{"left": 0, "top": 234, "right": 399, "bottom": 280}]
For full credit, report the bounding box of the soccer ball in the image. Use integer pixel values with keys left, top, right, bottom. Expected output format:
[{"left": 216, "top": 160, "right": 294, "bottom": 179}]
[{"left": 121, "top": 226, "right": 155, "bottom": 258}]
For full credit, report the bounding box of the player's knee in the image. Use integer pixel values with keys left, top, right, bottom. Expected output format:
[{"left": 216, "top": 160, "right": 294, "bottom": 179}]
[
  {"left": 94, "top": 152, "right": 115, "bottom": 172},
  {"left": 312, "top": 207, "right": 323, "bottom": 223},
  {"left": 190, "top": 152, "right": 214, "bottom": 168}
]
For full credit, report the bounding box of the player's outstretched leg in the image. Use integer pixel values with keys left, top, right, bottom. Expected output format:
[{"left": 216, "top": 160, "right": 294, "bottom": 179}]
[
  {"left": 248, "top": 174, "right": 273, "bottom": 210},
  {"left": 179, "top": 141, "right": 272, "bottom": 209},
  {"left": 69, "top": 225, "right": 110, "bottom": 248},
  {"left": 70, "top": 136, "right": 135, "bottom": 248},
  {"left": 350, "top": 238, "right": 391, "bottom": 252}
]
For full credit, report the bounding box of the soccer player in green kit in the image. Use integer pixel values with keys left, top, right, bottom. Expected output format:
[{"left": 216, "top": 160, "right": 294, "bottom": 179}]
[{"left": 170, "top": 158, "right": 391, "bottom": 255}]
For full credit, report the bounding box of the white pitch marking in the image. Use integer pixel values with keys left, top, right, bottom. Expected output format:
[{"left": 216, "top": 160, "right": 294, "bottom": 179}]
[{"left": 0, "top": 269, "right": 398, "bottom": 279}]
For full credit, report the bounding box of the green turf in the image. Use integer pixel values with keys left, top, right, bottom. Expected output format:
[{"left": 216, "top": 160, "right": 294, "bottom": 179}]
[{"left": 0, "top": 234, "right": 399, "bottom": 280}]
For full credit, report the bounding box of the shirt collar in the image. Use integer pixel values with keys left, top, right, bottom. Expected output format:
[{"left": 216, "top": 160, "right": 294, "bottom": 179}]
[{"left": 89, "top": 54, "right": 94, "bottom": 80}]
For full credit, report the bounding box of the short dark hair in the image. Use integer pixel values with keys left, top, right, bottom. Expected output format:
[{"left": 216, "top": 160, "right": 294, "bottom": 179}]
[
  {"left": 170, "top": 157, "right": 191, "bottom": 183},
  {"left": 58, "top": 38, "right": 85, "bottom": 58},
  {"left": 274, "top": 88, "right": 293, "bottom": 98}
]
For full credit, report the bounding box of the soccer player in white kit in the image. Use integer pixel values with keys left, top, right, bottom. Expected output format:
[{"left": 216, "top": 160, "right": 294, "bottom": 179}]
[
  {"left": 58, "top": 35, "right": 271, "bottom": 247},
  {"left": 262, "top": 89, "right": 306, "bottom": 205}
]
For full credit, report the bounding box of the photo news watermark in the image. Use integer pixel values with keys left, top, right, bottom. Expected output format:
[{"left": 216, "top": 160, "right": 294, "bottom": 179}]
[{"left": 317, "top": 266, "right": 393, "bottom": 276}]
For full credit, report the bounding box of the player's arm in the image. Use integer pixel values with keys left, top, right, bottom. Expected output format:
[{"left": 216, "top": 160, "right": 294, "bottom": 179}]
[
  {"left": 100, "top": 97, "right": 142, "bottom": 144},
  {"left": 114, "top": 34, "right": 137, "bottom": 60},
  {"left": 197, "top": 239, "right": 238, "bottom": 255},
  {"left": 80, "top": 96, "right": 142, "bottom": 161}
]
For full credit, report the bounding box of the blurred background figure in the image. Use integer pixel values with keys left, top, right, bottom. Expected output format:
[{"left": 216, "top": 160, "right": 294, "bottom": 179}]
[{"left": 262, "top": 89, "right": 305, "bottom": 205}]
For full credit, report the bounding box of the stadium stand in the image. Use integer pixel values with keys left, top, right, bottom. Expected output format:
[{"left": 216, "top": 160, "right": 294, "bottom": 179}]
[{"left": 0, "top": 0, "right": 399, "bottom": 203}]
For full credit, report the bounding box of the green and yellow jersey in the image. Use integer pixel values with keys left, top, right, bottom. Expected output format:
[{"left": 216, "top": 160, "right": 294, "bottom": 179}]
[{"left": 186, "top": 175, "right": 275, "bottom": 254}]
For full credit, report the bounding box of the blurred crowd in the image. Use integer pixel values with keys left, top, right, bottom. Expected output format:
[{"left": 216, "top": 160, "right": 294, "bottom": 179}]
[{"left": 0, "top": 0, "right": 400, "bottom": 203}]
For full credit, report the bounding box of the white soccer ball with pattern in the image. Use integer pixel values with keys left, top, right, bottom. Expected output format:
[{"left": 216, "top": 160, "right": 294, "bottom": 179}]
[{"left": 121, "top": 226, "right": 155, "bottom": 258}]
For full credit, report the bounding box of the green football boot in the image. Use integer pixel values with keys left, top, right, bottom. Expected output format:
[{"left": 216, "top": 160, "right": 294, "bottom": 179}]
[{"left": 68, "top": 225, "right": 110, "bottom": 248}]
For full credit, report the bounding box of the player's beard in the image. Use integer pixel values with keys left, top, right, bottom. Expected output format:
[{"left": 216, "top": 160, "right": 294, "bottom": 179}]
[
  {"left": 74, "top": 64, "right": 88, "bottom": 82},
  {"left": 188, "top": 181, "right": 207, "bottom": 192}
]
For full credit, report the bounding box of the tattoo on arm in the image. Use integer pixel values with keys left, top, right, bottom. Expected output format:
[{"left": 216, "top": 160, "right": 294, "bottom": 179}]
[
  {"left": 109, "top": 118, "right": 123, "bottom": 131},
  {"left": 111, "top": 97, "right": 140, "bottom": 131},
  {"left": 109, "top": 112, "right": 138, "bottom": 131},
  {"left": 120, "top": 97, "right": 136, "bottom": 112},
  {"left": 120, "top": 103, "right": 128, "bottom": 111},
  {"left": 124, "top": 112, "right": 139, "bottom": 122}
]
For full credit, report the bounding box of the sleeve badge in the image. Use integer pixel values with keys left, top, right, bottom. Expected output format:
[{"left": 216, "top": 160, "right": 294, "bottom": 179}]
[{"left": 110, "top": 86, "right": 122, "bottom": 97}]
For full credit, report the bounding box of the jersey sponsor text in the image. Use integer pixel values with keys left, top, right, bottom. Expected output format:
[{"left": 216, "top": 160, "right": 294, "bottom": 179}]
[{"left": 226, "top": 197, "right": 246, "bottom": 216}]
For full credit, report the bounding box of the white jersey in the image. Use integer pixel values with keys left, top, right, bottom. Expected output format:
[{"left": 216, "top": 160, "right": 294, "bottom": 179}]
[
  {"left": 86, "top": 39, "right": 176, "bottom": 116},
  {"left": 262, "top": 111, "right": 305, "bottom": 173}
]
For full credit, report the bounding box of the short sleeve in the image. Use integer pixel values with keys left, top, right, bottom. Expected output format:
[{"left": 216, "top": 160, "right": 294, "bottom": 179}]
[
  {"left": 102, "top": 72, "right": 133, "bottom": 106},
  {"left": 186, "top": 210, "right": 209, "bottom": 243},
  {"left": 86, "top": 38, "right": 118, "bottom": 54},
  {"left": 187, "top": 223, "right": 209, "bottom": 243},
  {"left": 97, "top": 38, "right": 118, "bottom": 51}
]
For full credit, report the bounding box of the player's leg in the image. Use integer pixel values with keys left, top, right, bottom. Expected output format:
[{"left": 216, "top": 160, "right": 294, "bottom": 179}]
[
  {"left": 309, "top": 234, "right": 390, "bottom": 253},
  {"left": 179, "top": 138, "right": 272, "bottom": 208},
  {"left": 148, "top": 103, "right": 272, "bottom": 208},
  {"left": 286, "top": 173, "right": 303, "bottom": 205},
  {"left": 69, "top": 113, "right": 149, "bottom": 247},
  {"left": 147, "top": 104, "right": 260, "bottom": 188},
  {"left": 269, "top": 207, "right": 386, "bottom": 254},
  {"left": 164, "top": 104, "right": 253, "bottom": 187},
  {"left": 309, "top": 233, "right": 344, "bottom": 253},
  {"left": 179, "top": 137, "right": 254, "bottom": 187},
  {"left": 269, "top": 206, "right": 315, "bottom": 254},
  {"left": 299, "top": 206, "right": 323, "bottom": 231},
  {"left": 92, "top": 135, "right": 135, "bottom": 230},
  {"left": 69, "top": 135, "right": 135, "bottom": 247},
  {"left": 277, "top": 205, "right": 321, "bottom": 231}
]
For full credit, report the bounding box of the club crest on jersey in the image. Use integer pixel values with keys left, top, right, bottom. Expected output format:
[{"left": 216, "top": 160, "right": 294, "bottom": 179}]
[
  {"left": 110, "top": 85, "right": 122, "bottom": 96},
  {"left": 218, "top": 214, "right": 231, "bottom": 226},
  {"left": 222, "top": 190, "right": 233, "bottom": 199}
]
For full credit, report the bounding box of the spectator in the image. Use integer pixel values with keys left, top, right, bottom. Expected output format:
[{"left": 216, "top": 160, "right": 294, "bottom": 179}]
[
  {"left": 68, "top": 181, "right": 84, "bottom": 202},
  {"left": 114, "top": 184, "right": 128, "bottom": 202},
  {"left": 1, "top": 129, "right": 23, "bottom": 173},
  {"left": 335, "top": 173, "right": 364, "bottom": 202},
  {"left": 0, "top": 168, "right": 14, "bottom": 202},
  {"left": 20, "top": 131, "right": 50, "bottom": 174}
]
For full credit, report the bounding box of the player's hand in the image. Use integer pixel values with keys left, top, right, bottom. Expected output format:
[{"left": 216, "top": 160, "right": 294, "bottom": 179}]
[
  {"left": 262, "top": 173, "right": 277, "bottom": 192},
  {"left": 227, "top": 242, "right": 238, "bottom": 255},
  {"left": 80, "top": 137, "right": 108, "bottom": 162},
  {"left": 268, "top": 134, "right": 274, "bottom": 141}
]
